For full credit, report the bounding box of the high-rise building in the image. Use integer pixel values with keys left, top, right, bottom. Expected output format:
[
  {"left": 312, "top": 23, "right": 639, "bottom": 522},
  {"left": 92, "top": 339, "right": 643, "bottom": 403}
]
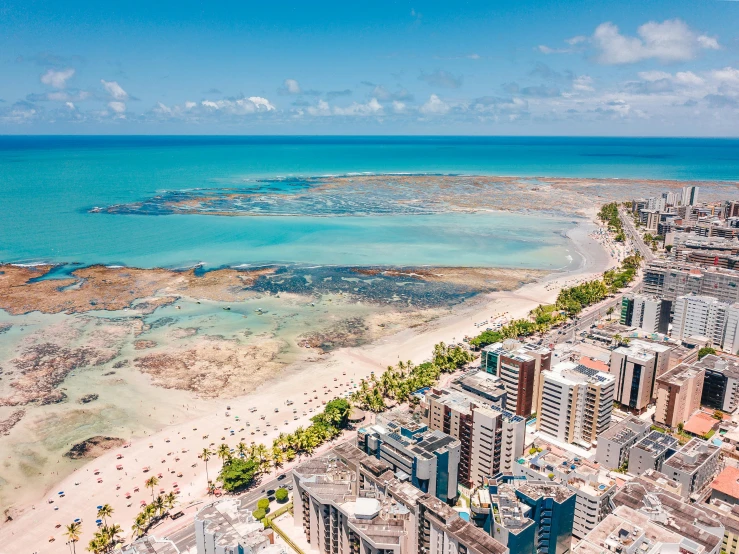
[
  {"left": 654, "top": 363, "right": 705, "bottom": 428},
  {"left": 514, "top": 446, "right": 618, "bottom": 539},
  {"left": 695, "top": 354, "right": 739, "bottom": 413},
  {"left": 293, "top": 443, "right": 508, "bottom": 554},
  {"left": 609, "top": 340, "right": 672, "bottom": 412},
  {"left": 450, "top": 370, "right": 508, "bottom": 409},
  {"left": 672, "top": 294, "right": 731, "bottom": 344},
  {"left": 683, "top": 185, "right": 700, "bottom": 206},
  {"left": 424, "top": 386, "right": 525, "bottom": 487},
  {"left": 662, "top": 438, "right": 721, "bottom": 501},
  {"left": 594, "top": 416, "right": 651, "bottom": 470},
  {"left": 481, "top": 341, "right": 551, "bottom": 417},
  {"left": 535, "top": 361, "right": 615, "bottom": 449},
  {"left": 619, "top": 294, "right": 670, "bottom": 334},
  {"left": 643, "top": 261, "right": 739, "bottom": 304},
  {"left": 357, "top": 411, "right": 461, "bottom": 504},
  {"left": 474, "top": 478, "right": 575, "bottom": 554}
]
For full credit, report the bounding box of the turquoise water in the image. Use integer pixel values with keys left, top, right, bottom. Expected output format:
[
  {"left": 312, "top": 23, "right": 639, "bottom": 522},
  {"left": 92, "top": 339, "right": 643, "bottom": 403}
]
[{"left": 2, "top": 136, "right": 737, "bottom": 269}]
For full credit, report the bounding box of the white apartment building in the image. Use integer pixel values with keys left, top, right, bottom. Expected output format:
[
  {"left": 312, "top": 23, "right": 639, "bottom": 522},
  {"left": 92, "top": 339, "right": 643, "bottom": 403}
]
[
  {"left": 609, "top": 340, "right": 672, "bottom": 412},
  {"left": 536, "top": 361, "right": 615, "bottom": 449},
  {"left": 672, "top": 294, "right": 730, "bottom": 344},
  {"left": 643, "top": 262, "right": 739, "bottom": 304},
  {"left": 633, "top": 295, "right": 663, "bottom": 333}
]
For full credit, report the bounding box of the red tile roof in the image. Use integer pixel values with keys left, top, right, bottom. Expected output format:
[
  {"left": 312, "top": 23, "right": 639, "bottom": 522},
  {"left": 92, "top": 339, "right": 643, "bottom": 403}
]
[
  {"left": 579, "top": 356, "right": 609, "bottom": 372},
  {"left": 684, "top": 410, "right": 720, "bottom": 437},
  {"left": 712, "top": 466, "right": 739, "bottom": 501}
]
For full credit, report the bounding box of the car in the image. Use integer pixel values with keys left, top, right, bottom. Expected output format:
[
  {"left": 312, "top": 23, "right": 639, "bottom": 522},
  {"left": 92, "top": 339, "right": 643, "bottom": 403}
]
[
  {"left": 274, "top": 408, "right": 279, "bottom": 413},
  {"left": 277, "top": 474, "right": 286, "bottom": 480},
  {"left": 268, "top": 496, "right": 275, "bottom": 502},
  {"left": 267, "top": 489, "right": 275, "bottom": 495}
]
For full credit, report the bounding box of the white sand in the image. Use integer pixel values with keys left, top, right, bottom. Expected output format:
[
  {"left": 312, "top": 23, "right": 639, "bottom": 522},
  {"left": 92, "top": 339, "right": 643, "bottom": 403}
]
[{"left": 0, "top": 214, "right": 616, "bottom": 553}]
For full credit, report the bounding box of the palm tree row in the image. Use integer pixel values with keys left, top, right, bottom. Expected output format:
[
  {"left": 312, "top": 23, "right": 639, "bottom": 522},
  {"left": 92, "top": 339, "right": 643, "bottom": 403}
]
[
  {"left": 86, "top": 523, "right": 123, "bottom": 554},
  {"left": 214, "top": 398, "right": 351, "bottom": 493},
  {"left": 130, "top": 491, "right": 178, "bottom": 540},
  {"left": 351, "top": 343, "right": 472, "bottom": 413}
]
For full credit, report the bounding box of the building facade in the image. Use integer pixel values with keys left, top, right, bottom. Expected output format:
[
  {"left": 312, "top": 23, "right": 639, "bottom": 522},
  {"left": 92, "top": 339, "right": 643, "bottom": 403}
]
[
  {"left": 696, "top": 354, "right": 739, "bottom": 413},
  {"left": 594, "top": 416, "right": 651, "bottom": 470},
  {"left": 628, "top": 431, "right": 679, "bottom": 476},
  {"left": 535, "top": 361, "right": 615, "bottom": 449},
  {"left": 609, "top": 340, "right": 671, "bottom": 412},
  {"left": 654, "top": 363, "right": 705, "bottom": 428},
  {"left": 662, "top": 438, "right": 721, "bottom": 501}
]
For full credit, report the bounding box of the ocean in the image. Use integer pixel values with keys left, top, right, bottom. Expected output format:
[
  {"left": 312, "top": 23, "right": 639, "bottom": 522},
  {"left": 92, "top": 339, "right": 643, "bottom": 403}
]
[{"left": 2, "top": 136, "right": 738, "bottom": 270}]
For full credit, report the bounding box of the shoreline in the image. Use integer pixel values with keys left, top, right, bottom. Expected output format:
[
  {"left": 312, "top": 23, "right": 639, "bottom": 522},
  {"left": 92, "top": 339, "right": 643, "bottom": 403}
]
[{"left": 0, "top": 213, "right": 616, "bottom": 553}]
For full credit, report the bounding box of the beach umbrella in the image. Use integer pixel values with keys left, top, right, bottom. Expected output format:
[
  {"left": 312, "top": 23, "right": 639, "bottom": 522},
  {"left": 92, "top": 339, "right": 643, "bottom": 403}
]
[
  {"left": 74, "top": 518, "right": 81, "bottom": 523},
  {"left": 58, "top": 491, "right": 64, "bottom": 496}
]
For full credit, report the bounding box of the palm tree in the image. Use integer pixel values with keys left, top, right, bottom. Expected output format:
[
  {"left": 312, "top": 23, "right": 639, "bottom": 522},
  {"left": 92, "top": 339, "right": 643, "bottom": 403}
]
[
  {"left": 217, "top": 443, "right": 232, "bottom": 463},
  {"left": 65, "top": 521, "right": 82, "bottom": 554},
  {"left": 201, "top": 447, "right": 212, "bottom": 489},
  {"left": 153, "top": 494, "right": 166, "bottom": 518},
  {"left": 96, "top": 504, "right": 113, "bottom": 526},
  {"left": 131, "top": 515, "right": 147, "bottom": 539},
  {"left": 237, "top": 441, "right": 247, "bottom": 459},
  {"left": 145, "top": 476, "right": 159, "bottom": 502},
  {"left": 164, "top": 491, "right": 177, "bottom": 513},
  {"left": 272, "top": 446, "right": 285, "bottom": 469},
  {"left": 86, "top": 534, "right": 105, "bottom": 554},
  {"left": 104, "top": 523, "right": 123, "bottom": 551}
]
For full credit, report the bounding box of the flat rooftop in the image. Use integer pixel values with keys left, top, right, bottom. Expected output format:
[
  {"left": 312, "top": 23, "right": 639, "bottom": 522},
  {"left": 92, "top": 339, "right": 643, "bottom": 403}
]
[
  {"left": 633, "top": 431, "right": 678, "bottom": 456},
  {"left": 663, "top": 438, "right": 719, "bottom": 474},
  {"left": 517, "top": 481, "right": 575, "bottom": 504},
  {"left": 195, "top": 499, "right": 269, "bottom": 550},
  {"left": 656, "top": 363, "right": 703, "bottom": 387},
  {"left": 452, "top": 370, "right": 507, "bottom": 401},
  {"left": 694, "top": 353, "right": 739, "bottom": 378},
  {"left": 599, "top": 416, "right": 650, "bottom": 445}
]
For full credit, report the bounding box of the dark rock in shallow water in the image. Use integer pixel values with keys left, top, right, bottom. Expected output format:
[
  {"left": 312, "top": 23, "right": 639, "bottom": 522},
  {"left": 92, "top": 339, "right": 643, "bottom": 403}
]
[
  {"left": 65, "top": 436, "right": 126, "bottom": 459},
  {"left": 78, "top": 393, "right": 99, "bottom": 404}
]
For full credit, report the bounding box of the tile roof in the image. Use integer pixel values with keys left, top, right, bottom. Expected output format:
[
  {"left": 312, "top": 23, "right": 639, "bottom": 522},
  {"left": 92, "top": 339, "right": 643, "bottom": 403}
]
[{"left": 712, "top": 466, "right": 739, "bottom": 501}]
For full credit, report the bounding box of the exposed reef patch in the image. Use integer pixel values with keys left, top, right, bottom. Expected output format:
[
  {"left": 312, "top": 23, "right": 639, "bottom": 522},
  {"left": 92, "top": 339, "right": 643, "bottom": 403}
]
[{"left": 64, "top": 436, "right": 126, "bottom": 460}]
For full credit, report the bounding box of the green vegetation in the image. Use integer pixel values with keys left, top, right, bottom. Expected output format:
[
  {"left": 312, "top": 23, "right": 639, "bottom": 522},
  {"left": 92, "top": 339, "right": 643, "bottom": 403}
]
[
  {"left": 599, "top": 203, "right": 623, "bottom": 237},
  {"left": 698, "top": 347, "right": 717, "bottom": 360},
  {"left": 130, "top": 491, "right": 177, "bottom": 542},
  {"left": 253, "top": 508, "right": 267, "bottom": 520},
  {"left": 651, "top": 425, "right": 666, "bottom": 433},
  {"left": 470, "top": 249, "right": 641, "bottom": 349},
  {"left": 64, "top": 522, "right": 82, "bottom": 554},
  {"left": 258, "top": 498, "right": 270, "bottom": 510},
  {"left": 704, "top": 429, "right": 716, "bottom": 440},
  {"left": 714, "top": 410, "right": 724, "bottom": 421},
  {"left": 217, "top": 398, "right": 351, "bottom": 493},
  {"left": 614, "top": 461, "right": 629, "bottom": 474},
  {"left": 529, "top": 446, "right": 542, "bottom": 455},
  {"left": 351, "top": 343, "right": 473, "bottom": 411},
  {"left": 275, "top": 488, "right": 289, "bottom": 502}
]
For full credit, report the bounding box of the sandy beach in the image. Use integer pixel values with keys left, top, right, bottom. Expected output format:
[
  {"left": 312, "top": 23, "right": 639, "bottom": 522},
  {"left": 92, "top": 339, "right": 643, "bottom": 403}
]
[{"left": 0, "top": 213, "right": 617, "bottom": 553}]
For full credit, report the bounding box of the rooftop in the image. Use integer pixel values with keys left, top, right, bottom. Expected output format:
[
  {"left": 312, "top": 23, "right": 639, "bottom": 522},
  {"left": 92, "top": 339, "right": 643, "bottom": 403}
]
[
  {"left": 427, "top": 387, "right": 523, "bottom": 422},
  {"left": 684, "top": 410, "right": 721, "bottom": 437},
  {"left": 451, "top": 370, "right": 507, "bottom": 403},
  {"left": 195, "top": 499, "right": 271, "bottom": 551},
  {"left": 633, "top": 431, "right": 679, "bottom": 456},
  {"left": 656, "top": 363, "right": 703, "bottom": 387},
  {"left": 516, "top": 480, "right": 575, "bottom": 504},
  {"left": 578, "top": 356, "right": 609, "bottom": 372},
  {"left": 663, "top": 438, "right": 719, "bottom": 474},
  {"left": 711, "top": 466, "right": 739, "bottom": 501},
  {"left": 613, "top": 476, "right": 723, "bottom": 552},
  {"left": 490, "top": 485, "right": 534, "bottom": 535},
  {"left": 599, "top": 416, "right": 651, "bottom": 445},
  {"left": 694, "top": 353, "right": 739, "bottom": 379},
  {"left": 546, "top": 360, "right": 615, "bottom": 386}
]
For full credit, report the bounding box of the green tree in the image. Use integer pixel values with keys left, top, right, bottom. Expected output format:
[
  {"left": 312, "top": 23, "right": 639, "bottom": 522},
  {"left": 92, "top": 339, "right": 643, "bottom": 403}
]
[
  {"left": 145, "top": 476, "right": 159, "bottom": 502},
  {"left": 201, "top": 447, "right": 213, "bottom": 490},
  {"left": 714, "top": 410, "right": 724, "bottom": 421},
  {"left": 96, "top": 504, "right": 113, "bottom": 526},
  {"left": 218, "top": 456, "right": 260, "bottom": 492},
  {"left": 257, "top": 498, "right": 270, "bottom": 510},
  {"left": 275, "top": 488, "right": 289, "bottom": 503},
  {"left": 217, "top": 443, "right": 232, "bottom": 463},
  {"left": 64, "top": 521, "right": 82, "bottom": 554},
  {"left": 698, "top": 347, "right": 717, "bottom": 360},
  {"left": 253, "top": 508, "right": 267, "bottom": 520}
]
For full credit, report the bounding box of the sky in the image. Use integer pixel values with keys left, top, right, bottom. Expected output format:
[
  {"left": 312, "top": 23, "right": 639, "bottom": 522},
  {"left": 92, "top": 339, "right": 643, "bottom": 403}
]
[{"left": 1, "top": 0, "right": 738, "bottom": 135}]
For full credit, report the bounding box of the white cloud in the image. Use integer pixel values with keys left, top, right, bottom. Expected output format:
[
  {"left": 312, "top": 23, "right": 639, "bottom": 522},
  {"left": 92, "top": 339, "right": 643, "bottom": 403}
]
[
  {"left": 593, "top": 19, "right": 720, "bottom": 64},
  {"left": 420, "top": 94, "right": 450, "bottom": 115},
  {"left": 572, "top": 75, "right": 595, "bottom": 92},
  {"left": 307, "top": 100, "right": 331, "bottom": 116},
  {"left": 101, "top": 80, "right": 129, "bottom": 100},
  {"left": 185, "top": 101, "right": 197, "bottom": 110},
  {"left": 40, "top": 68, "right": 75, "bottom": 89},
  {"left": 65, "top": 102, "right": 75, "bottom": 110},
  {"left": 333, "top": 98, "right": 383, "bottom": 116},
  {"left": 200, "top": 96, "right": 275, "bottom": 114},
  {"left": 153, "top": 102, "right": 172, "bottom": 115},
  {"left": 283, "top": 79, "right": 301, "bottom": 94},
  {"left": 392, "top": 100, "right": 406, "bottom": 113},
  {"left": 108, "top": 101, "right": 126, "bottom": 113}
]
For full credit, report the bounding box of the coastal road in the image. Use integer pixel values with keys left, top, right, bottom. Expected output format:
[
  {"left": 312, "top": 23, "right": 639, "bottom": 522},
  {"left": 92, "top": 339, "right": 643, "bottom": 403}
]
[
  {"left": 166, "top": 470, "right": 294, "bottom": 552},
  {"left": 619, "top": 206, "right": 655, "bottom": 262}
]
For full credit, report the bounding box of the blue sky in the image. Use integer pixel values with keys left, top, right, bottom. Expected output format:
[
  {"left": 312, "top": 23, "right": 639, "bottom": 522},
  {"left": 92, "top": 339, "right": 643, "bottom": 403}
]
[{"left": 1, "top": 0, "right": 738, "bottom": 135}]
